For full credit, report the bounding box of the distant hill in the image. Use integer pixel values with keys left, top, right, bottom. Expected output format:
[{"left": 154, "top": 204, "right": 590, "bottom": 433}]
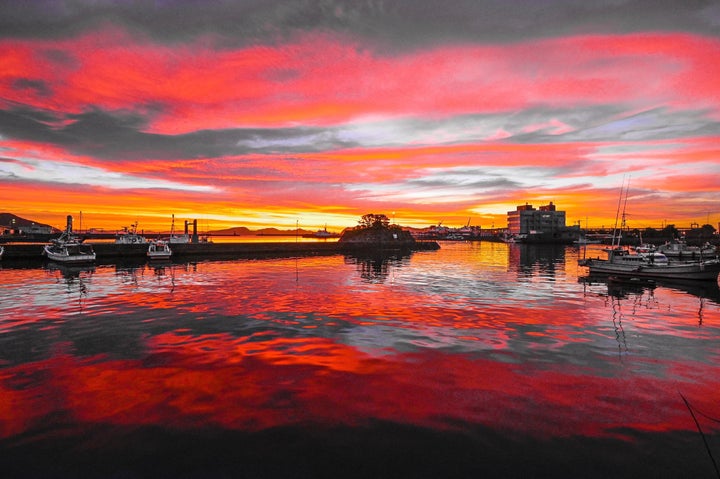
[
  {"left": 0, "top": 212, "right": 53, "bottom": 229},
  {"left": 256, "top": 227, "right": 314, "bottom": 236},
  {"left": 0, "top": 214, "right": 337, "bottom": 237},
  {"left": 208, "top": 226, "right": 320, "bottom": 236},
  {"left": 209, "top": 226, "right": 253, "bottom": 235}
]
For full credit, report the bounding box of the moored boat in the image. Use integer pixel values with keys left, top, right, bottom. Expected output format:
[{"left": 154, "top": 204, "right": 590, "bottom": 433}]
[
  {"left": 657, "top": 240, "right": 716, "bottom": 259},
  {"left": 43, "top": 234, "right": 96, "bottom": 264},
  {"left": 573, "top": 236, "right": 602, "bottom": 245},
  {"left": 579, "top": 248, "right": 720, "bottom": 281},
  {"left": 633, "top": 243, "right": 656, "bottom": 254},
  {"left": 147, "top": 239, "right": 172, "bottom": 260},
  {"left": 43, "top": 215, "right": 96, "bottom": 264},
  {"left": 166, "top": 214, "right": 191, "bottom": 243},
  {"left": 302, "top": 226, "right": 340, "bottom": 239},
  {"left": 168, "top": 234, "right": 191, "bottom": 244},
  {"left": 115, "top": 222, "right": 148, "bottom": 244}
]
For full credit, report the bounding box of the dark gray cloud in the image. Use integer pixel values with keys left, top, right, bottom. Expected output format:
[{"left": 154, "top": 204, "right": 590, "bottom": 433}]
[
  {"left": 3, "top": 103, "right": 720, "bottom": 162},
  {"left": 561, "top": 108, "right": 720, "bottom": 142},
  {"left": 407, "top": 172, "right": 523, "bottom": 191},
  {"left": 0, "top": 0, "right": 718, "bottom": 48},
  {"left": 493, "top": 107, "right": 720, "bottom": 144},
  {"left": 0, "top": 105, "right": 361, "bottom": 160}
]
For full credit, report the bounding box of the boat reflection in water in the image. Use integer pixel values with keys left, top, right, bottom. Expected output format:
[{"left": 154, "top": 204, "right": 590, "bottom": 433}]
[
  {"left": 45, "top": 262, "right": 96, "bottom": 297},
  {"left": 0, "top": 242, "right": 719, "bottom": 478}
]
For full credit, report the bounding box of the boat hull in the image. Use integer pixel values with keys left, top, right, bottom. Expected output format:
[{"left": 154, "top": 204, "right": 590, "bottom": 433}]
[
  {"left": 43, "top": 245, "right": 96, "bottom": 264},
  {"left": 583, "top": 258, "right": 720, "bottom": 281}
]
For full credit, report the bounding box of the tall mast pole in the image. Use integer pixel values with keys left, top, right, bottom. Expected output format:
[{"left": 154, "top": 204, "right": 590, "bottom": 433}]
[{"left": 612, "top": 177, "right": 625, "bottom": 247}]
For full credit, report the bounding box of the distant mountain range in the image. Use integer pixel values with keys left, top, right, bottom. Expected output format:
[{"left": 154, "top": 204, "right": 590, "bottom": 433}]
[
  {"left": 0, "top": 213, "right": 341, "bottom": 236},
  {"left": 210, "top": 226, "right": 330, "bottom": 236}
]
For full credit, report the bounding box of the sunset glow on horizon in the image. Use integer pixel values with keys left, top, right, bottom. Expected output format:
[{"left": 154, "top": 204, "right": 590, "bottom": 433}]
[{"left": 1, "top": 2, "right": 719, "bottom": 232}]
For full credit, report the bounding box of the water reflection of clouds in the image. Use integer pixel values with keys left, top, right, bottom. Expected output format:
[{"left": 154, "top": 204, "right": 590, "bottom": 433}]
[
  {"left": 2, "top": 339, "right": 718, "bottom": 442},
  {"left": 1, "top": 247, "right": 719, "bottom": 460}
]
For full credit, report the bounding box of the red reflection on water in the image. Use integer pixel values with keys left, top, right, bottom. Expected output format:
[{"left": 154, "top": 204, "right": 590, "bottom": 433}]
[
  {"left": 2, "top": 334, "right": 719, "bottom": 442},
  {"left": 2, "top": 250, "right": 719, "bottom": 449}
]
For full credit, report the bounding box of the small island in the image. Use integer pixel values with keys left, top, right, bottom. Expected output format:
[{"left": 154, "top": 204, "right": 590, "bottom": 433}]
[{"left": 338, "top": 213, "right": 434, "bottom": 251}]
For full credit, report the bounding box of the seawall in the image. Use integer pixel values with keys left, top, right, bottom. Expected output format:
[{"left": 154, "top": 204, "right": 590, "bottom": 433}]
[{"left": 1, "top": 240, "right": 440, "bottom": 261}]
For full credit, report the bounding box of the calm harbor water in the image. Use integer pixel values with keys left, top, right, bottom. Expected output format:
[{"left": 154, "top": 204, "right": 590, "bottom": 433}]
[{"left": 1, "top": 241, "right": 719, "bottom": 478}]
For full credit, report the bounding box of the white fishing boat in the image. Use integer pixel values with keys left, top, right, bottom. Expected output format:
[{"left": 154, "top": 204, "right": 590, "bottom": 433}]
[
  {"left": 147, "top": 239, "right": 172, "bottom": 260},
  {"left": 303, "top": 226, "right": 340, "bottom": 239},
  {"left": 115, "top": 221, "right": 148, "bottom": 244},
  {"left": 633, "top": 244, "right": 656, "bottom": 254},
  {"left": 168, "top": 234, "right": 190, "bottom": 244},
  {"left": 43, "top": 215, "right": 96, "bottom": 264},
  {"left": 657, "top": 240, "right": 716, "bottom": 259},
  {"left": 573, "top": 236, "right": 602, "bottom": 245},
  {"left": 44, "top": 232, "right": 96, "bottom": 264},
  {"left": 579, "top": 248, "right": 720, "bottom": 280},
  {"left": 167, "top": 214, "right": 191, "bottom": 243}
]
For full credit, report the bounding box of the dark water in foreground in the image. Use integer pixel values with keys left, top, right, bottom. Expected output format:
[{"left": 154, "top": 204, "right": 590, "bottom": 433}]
[{"left": 1, "top": 242, "right": 719, "bottom": 478}]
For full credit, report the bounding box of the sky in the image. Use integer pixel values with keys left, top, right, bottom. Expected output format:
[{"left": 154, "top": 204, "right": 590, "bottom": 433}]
[{"left": 1, "top": 0, "right": 719, "bottom": 232}]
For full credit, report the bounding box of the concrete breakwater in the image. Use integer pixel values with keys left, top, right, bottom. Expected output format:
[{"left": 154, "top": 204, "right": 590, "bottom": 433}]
[{"left": 1, "top": 240, "right": 440, "bottom": 261}]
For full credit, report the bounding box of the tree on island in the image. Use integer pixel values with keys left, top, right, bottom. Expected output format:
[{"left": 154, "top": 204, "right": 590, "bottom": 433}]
[
  {"left": 339, "top": 213, "right": 414, "bottom": 248},
  {"left": 358, "top": 213, "right": 393, "bottom": 230}
]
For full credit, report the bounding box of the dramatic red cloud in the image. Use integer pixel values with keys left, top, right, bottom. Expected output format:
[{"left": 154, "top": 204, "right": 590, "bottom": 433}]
[{"left": 3, "top": 30, "right": 720, "bottom": 132}]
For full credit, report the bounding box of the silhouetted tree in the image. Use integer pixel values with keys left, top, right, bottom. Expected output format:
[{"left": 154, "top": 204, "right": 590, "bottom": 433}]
[
  {"left": 359, "top": 214, "right": 390, "bottom": 229},
  {"left": 686, "top": 224, "right": 716, "bottom": 240},
  {"left": 661, "top": 224, "right": 679, "bottom": 239},
  {"left": 642, "top": 227, "right": 659, "bottom": 239}
]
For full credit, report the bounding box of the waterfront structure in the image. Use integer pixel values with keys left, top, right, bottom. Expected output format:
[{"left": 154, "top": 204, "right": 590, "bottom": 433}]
[{"left": 506, "top": 202, "right": 580, "bottom": 243}]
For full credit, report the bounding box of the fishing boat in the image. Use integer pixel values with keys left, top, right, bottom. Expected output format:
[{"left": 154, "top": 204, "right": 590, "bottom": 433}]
[
  {"left": 573, "top": 236, "right": 602, "bottom": 245},
  {"left": 43, "top": 231, "right": 96, "bottom": 264},
  {"left": 147, "top": 239, "right": 172, "bottom": 260},
  {"left": 657, "top": 240, "right": 716, "bottom": 259},
  {"left": 580, "top": 246, "right": 720, "bottom": 281},
  {"left": 0, "top": 245, "right": 3, "bottom": 260},
  {"left": 580, "top": 243, "right": 720, "bottom": 280},
  {"left": 168, "top": 214, "right": 191, "bottom": 243},
  {"left": 115, "top": 221, "right": 148, "bottom": 244},
  {"left": 634, "top": 243, "right": 656, "bottom": 254},
  {"left": 302, "top": 226, "right": 340, "bottom": 239}
]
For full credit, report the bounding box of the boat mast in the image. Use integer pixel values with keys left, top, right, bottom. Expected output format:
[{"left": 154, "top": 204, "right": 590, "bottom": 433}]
[
  {"left": 612, "top": 179, "right": 624, "bottom": 248},
  {"left": 621, "top": 178, "right": 630, "bottom": 233},
  {"left": 611, "top": 177, "right": 630, "bottom": 248}
]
